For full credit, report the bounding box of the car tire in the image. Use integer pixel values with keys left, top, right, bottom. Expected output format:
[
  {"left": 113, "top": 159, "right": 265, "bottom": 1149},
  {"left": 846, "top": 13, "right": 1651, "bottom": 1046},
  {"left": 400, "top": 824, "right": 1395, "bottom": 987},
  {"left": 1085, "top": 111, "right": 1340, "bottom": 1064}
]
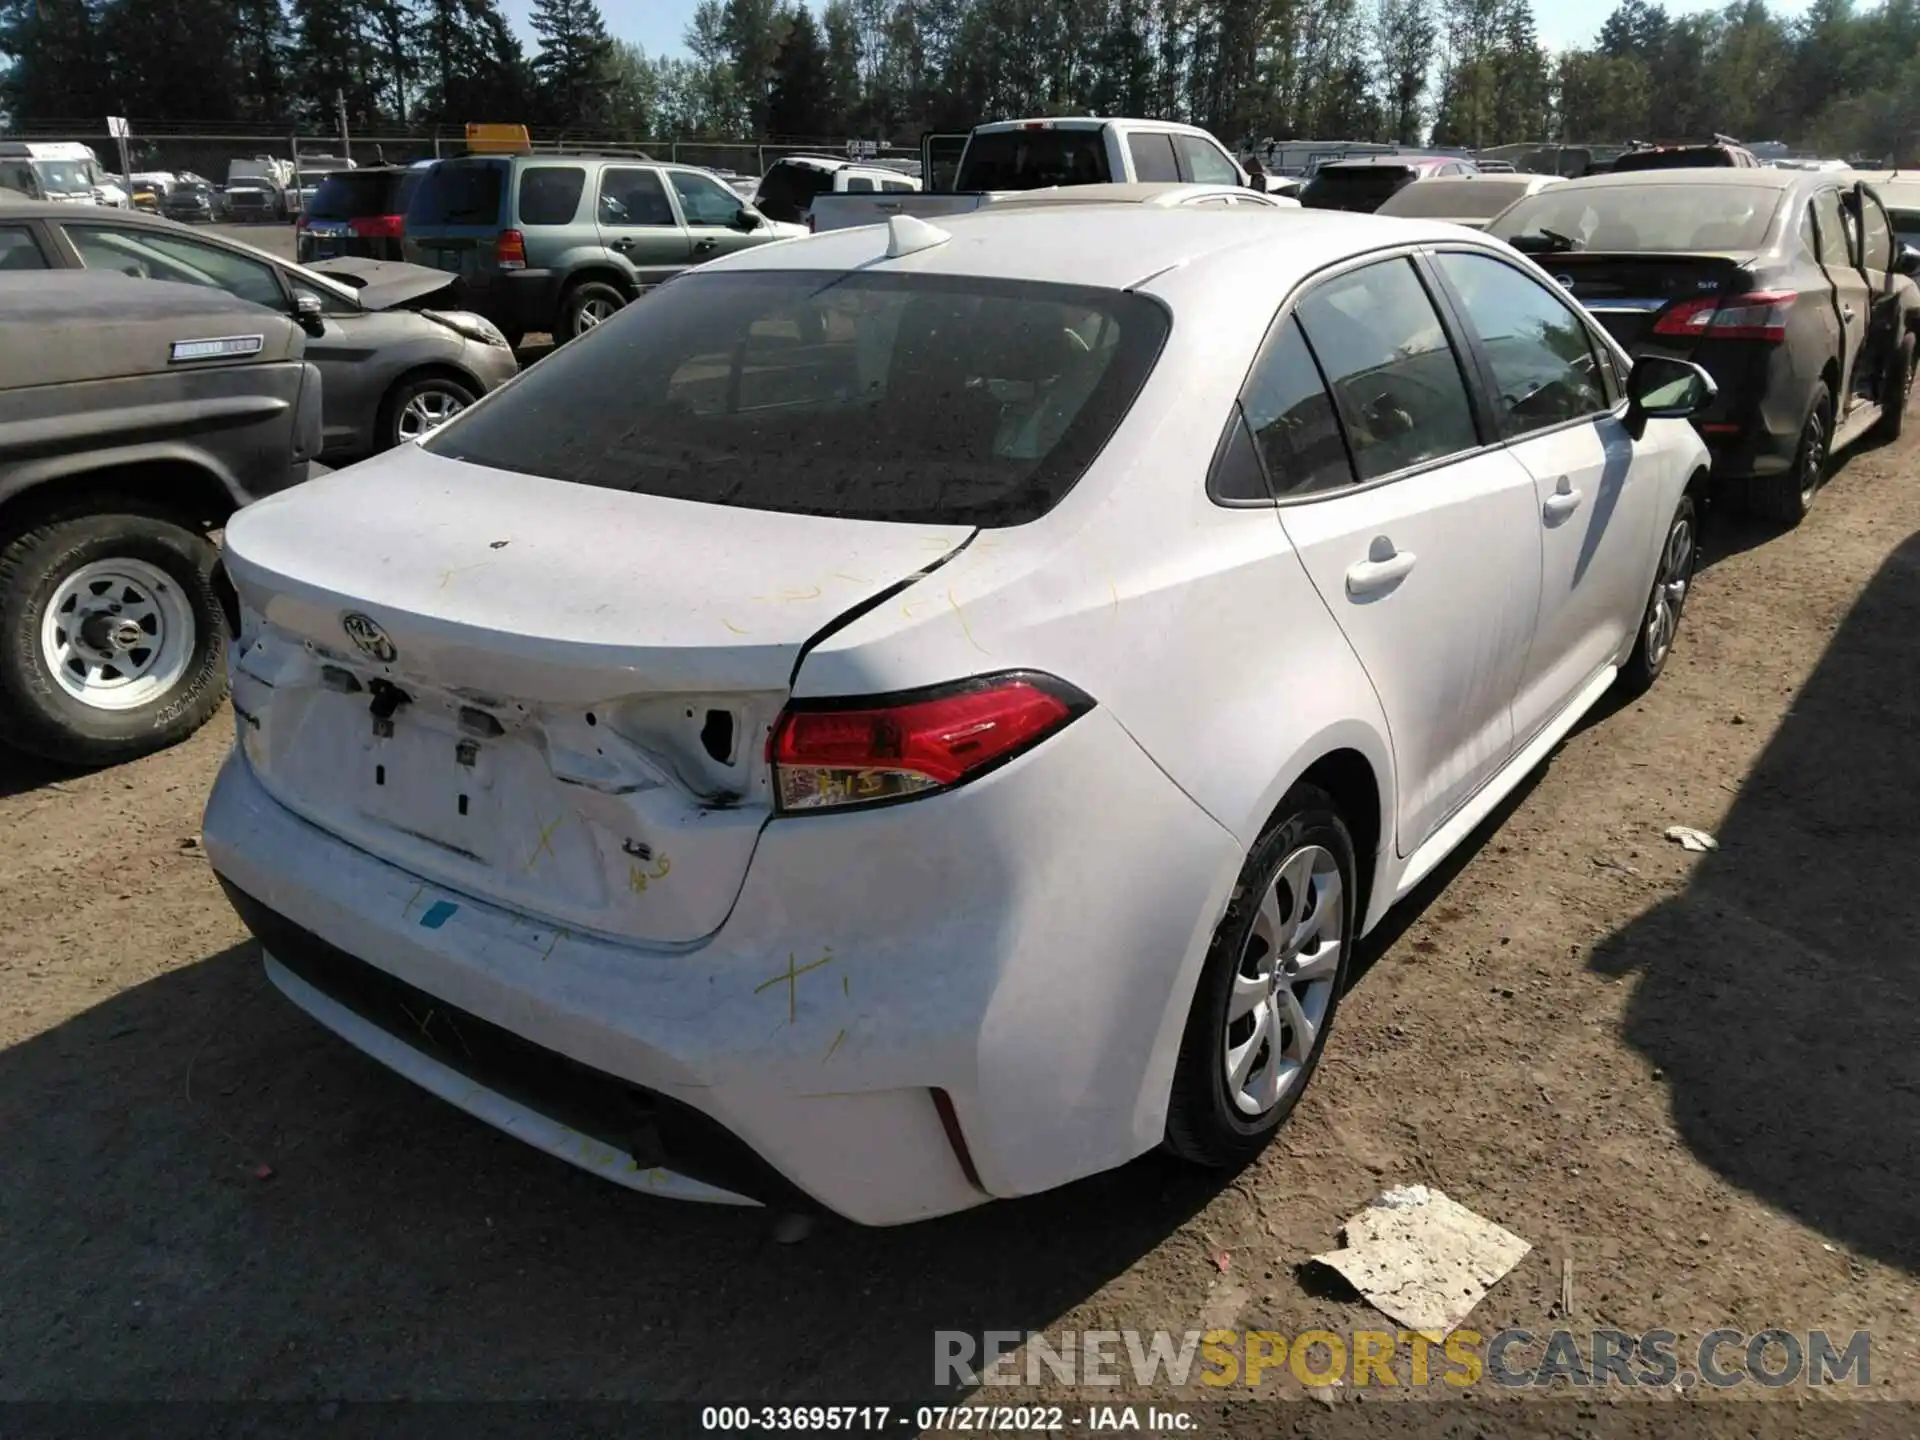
[
  {"left": 0, "top": 502, "right": 229, "bottom": 767},
  {"left": 1874, "top": 335, "right": 1915, "bottom": 443},
  {"left": 381, "top": 374, "right": 478, "bottom": 449},
  {"left": 1164, "top": 784, "right": 1356, "bottom": 1169},
  {"left": 1749, "top": 382, "right": 1830, "bottom": 526},
  {"left": 561, "top": 280, "right": 626, "bottom": 340},
  {"left": 1618, "top": 491, "right": 1698, "bottom": 697}
]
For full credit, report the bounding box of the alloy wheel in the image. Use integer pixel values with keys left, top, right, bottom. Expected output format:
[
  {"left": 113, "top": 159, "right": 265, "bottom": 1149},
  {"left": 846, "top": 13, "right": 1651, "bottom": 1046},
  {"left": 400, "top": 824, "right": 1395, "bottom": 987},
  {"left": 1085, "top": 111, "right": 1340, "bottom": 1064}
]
[
  {"left": 1644, "top": 513, "right": 1694, "bottom": 672},
  {"left": 1223, "top": 844, "right": 1343, "bottom": 1116},
  {"left": 574, "top": 297, "right": 617, "bottom": 334},
  {"left": 1798, "top": 408, "right": 1828, "bottom": 505},
  {"left": 396, "top": 386, "right": 468, "bottom": 442}
]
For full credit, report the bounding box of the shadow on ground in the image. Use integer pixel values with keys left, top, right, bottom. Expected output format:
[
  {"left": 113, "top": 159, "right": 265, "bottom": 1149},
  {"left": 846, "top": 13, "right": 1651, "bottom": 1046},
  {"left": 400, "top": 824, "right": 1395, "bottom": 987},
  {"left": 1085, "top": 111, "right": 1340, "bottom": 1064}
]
[
  {"left": 1591, "top": 529, "right": 1920, "bottom": 1274},
  {"left": 0, "top": 936, "right": 1238, "bottom": 1401}
]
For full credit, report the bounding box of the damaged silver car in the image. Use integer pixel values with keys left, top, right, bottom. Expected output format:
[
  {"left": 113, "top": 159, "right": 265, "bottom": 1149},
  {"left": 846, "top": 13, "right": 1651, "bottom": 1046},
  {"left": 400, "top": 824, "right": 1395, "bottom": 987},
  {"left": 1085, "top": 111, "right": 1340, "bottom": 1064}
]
[{"left": 0, "top": 203, "right": 520, "bottom": 457}]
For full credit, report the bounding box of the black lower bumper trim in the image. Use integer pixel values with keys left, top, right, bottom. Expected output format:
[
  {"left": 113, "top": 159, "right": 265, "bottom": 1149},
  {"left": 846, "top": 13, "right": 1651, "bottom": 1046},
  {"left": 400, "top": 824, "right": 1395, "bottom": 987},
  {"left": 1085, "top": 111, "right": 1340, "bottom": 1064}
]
[{"left": 217, "top": 876, "right": 822, "bottom": 1214}]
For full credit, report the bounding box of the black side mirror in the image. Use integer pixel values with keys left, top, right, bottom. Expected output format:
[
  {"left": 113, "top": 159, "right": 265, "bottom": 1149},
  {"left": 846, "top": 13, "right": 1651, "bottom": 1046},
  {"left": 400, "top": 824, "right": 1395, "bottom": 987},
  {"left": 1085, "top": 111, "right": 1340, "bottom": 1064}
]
[
  {"left": 1626, "top": 355, "right": 1716, "bottom": 437},
  {"left": 732, "top": 206, "right": 762, "bottom": 232},
  {"left": 1896, "top": 243, "right": 1920, "bottom": 277},
  {"left": 293, "top": 292, "right": 325, "bottom": 337}
]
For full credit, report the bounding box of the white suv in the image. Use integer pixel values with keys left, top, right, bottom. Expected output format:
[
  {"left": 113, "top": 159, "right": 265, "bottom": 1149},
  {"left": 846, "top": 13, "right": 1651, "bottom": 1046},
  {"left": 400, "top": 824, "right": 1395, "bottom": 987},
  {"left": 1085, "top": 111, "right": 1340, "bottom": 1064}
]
[
  {"left": 204, "top": 207, "right": 1713, "bottom": 1226},
  {"left": 752, "top": 155, "right": 920, "bottom": 225}
]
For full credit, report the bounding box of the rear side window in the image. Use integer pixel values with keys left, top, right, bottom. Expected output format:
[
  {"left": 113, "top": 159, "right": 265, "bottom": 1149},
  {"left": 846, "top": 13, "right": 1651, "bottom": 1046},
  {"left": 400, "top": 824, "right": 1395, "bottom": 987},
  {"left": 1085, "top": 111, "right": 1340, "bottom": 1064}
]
[
  {"left": 407, "top": 160, "right": 504, "bottom": 226},
  {"left": 959, "top": 131, "right": 1112, "bottom": 190},
  {"left": 1301, "top": 166, "right": 1415, "bottom": 210},
  {"left": 1295, "top": 258, "right": 1479, "bottom": 481},
  {"left": 600, "top": 168, "right": 674, "bottom": 226},
  {"left": 845, "top": 175, "right": 876, "bottom": 193},
  {"left": 1128, "top": 132, "right": 1180, "bottom": 183},
  {"left": 1238, "top": 317, "right": 1353, "bottom": 497},
  {"left": 517, "top": 166, "right": 586, "bottom": 225},
  {"left": 425, "top": 270, "right": 1170, "bottom": 527},
  {"left": 0, "top": 225, "right": 47, "bottom": 270},
  {"left": 1174, "top": 134, "right": 1240, "bottom": 185},
  {"left": 306, "top": 171, "right": 403, "bottom": 220},
  {"left": 882, "top": 179, "right": 914, "bottom": 193}
]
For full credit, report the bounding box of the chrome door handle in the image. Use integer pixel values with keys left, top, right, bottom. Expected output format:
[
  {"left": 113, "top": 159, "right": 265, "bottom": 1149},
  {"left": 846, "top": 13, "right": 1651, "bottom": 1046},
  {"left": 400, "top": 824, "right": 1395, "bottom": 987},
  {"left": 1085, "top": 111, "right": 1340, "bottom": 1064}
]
[
  {"left": 1346, "top": 537, "right": 1417, "bottom": 598},
  {"left": 1542, "top": 477, "right": 1584, "bottom": 523}
]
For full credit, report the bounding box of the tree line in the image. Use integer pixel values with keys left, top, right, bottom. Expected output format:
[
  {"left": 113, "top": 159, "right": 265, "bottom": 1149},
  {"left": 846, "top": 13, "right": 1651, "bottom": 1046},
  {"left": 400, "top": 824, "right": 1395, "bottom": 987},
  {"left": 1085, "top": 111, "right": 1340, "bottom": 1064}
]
[{"left": 3, "top": 0, "right": 1919, "bottom": 160}]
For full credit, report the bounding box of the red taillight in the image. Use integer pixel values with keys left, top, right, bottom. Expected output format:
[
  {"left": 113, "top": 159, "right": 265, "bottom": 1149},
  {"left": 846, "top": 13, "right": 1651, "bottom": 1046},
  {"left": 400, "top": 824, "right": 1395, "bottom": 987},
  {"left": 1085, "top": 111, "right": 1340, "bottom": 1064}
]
[
  {"left": 349, "top": 213, "right": 404, "bottom": 239},
  {"left": 495, "top": 228, "right": 527, "bottom": 270},
  {"left": 1654, "top": 290, "right": 1795, "bottom": 343},
  {"left": 768, "top": 673, "right": 1090, "bottom": 813}
]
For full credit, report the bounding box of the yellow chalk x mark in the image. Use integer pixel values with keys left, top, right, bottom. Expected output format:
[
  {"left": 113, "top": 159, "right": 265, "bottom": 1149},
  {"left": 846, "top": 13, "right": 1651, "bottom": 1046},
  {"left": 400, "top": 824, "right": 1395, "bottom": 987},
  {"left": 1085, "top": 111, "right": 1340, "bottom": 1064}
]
[
  {"left": 947, "top": 587, "right": 988, "bottom": 654},
  {"left": 753, "top": 948, "right": 835, "bottom": 1024},
  {"left": 720, "top": 617, "right": 749, "bottom": 635},
  {"left": 823, "top": 1027, "right": 847, "bottom": 1063},
  {"left": 525, "top": 814, "right": 563, "bottom": 871}
]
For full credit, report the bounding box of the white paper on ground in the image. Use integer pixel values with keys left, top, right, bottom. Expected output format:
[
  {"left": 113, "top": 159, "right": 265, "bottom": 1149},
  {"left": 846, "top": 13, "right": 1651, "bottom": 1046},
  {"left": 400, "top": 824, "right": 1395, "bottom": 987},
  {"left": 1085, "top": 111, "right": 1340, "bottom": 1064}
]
[{"left": 1310, "top": 1184, "right": 1531, "bottom": 1341}]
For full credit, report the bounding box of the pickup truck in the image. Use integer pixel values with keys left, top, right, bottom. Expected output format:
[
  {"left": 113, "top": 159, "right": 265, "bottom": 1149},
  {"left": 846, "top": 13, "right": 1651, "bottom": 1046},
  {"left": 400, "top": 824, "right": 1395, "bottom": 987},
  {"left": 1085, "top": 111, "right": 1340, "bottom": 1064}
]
[{"left": 809, "top": 117, "right": 1248, "bottom": 232}]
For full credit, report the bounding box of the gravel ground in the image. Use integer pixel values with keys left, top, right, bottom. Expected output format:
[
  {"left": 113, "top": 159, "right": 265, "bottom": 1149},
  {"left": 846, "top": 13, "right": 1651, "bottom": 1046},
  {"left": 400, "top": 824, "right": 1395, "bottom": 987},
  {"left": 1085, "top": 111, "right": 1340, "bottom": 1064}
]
[{"left": 1, "top": 416, "right": 1915, "bottom": 1432}]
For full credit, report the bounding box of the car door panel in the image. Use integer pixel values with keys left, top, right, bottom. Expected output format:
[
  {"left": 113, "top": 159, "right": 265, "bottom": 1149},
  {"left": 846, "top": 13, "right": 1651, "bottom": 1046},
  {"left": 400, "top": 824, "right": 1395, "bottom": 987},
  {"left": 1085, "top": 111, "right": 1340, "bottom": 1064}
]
[
  {"left": 1275, "top": 256, "right": 1544, "bottom": 856},
  {"left": 1427, "top": 247, "right": 1661, "bottom": 743},
  {"left": 1813, "top": 186, "right": 1871, "bottom": 410},
  {"left": 1851, "top": 182, "right": 1901, "bottom": 406},
  {"left": 595, "top": 167, "right": 690, "bottom": 290},
  {"left": 666, "top": 168, "right": 764, "bottom": 265}
]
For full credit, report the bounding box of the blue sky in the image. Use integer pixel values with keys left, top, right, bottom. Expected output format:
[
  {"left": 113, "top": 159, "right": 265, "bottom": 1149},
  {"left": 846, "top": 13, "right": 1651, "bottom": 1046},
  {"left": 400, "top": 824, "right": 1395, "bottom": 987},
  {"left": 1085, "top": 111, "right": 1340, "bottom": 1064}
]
[{"left": 502, "top": 0, "right": 1808, "bottom": 64}]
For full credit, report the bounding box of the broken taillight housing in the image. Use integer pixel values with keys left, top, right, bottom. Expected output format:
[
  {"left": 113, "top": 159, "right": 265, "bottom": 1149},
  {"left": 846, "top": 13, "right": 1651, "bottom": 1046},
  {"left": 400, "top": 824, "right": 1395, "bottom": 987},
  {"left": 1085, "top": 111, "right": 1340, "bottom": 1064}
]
[{"left": 768, "top": 672, "right": 1091, "bottom": 814}]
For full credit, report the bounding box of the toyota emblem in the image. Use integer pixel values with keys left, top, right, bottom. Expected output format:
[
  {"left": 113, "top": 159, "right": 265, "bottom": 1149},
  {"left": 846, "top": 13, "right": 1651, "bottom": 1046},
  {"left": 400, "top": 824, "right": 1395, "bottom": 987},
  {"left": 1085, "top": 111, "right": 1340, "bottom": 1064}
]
[{"left": 341, "top": 612, "right": 397, "bottom": 663}]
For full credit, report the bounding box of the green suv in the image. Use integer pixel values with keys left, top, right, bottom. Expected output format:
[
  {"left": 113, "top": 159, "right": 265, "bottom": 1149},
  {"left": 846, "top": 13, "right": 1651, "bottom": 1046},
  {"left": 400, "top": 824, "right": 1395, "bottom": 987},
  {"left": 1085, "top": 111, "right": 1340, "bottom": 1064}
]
[{"left": 402, "top": 154, "right": 799, "bottom": 345}]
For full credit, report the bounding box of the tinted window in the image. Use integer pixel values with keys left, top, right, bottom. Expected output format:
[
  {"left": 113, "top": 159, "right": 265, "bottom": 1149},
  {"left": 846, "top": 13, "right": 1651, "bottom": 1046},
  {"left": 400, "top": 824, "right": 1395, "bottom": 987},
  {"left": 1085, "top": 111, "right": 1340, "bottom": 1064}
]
[
  {"left": 1888, "top": 207, "right": 1920, "bottom": 251},
  {"left": 600, "top": 168, "right": 674, "bottom": 226},
  {"left": 407, "top": 160, "right": 504, "bottom": 226},
  {"left": 1175, "top": 134, "right": 1241, "bottom": 185},
  {"left": 1128, "top": 132, "right": 1180, "bottom": 183},
  {"left": 517, "top": 166, "right": 586, "bottom": 225},
  {"left": 669, "top": 170, "right": 741, "bottom": 225},
  {"left": 425, "top": 270, "right": 1169, "bottom": 527},
  {"left": 882, "top": 179, "right": 914, "bottom": 193},
  {"left": 1239, "top": 317, "right": 1352, "bottom": 496},
  {"left": 1295, "top": 259, "right": 1478, "bottom": 481},
  {"left": 1437, "top": 252, "right": 1607, "bottom": 435},
  {"left": 1491, "top": 184, "right": 1780, "bottom": 253},
  {"left": 959, "top": 131, "right": 1112, "bottom": 190},
  {"left": 1812, "top": 188, "right": 1852, "bottom": 269},
  {"left": 845, "top": 175, "right": 875, "bottom": 193},
  {"left": 1300, "top": 166, "right": 1416, "bottom": 211},
  {"left": 66, "top": 225, "right": 285, "bottom": 309},
  {"left": 0, "top": 226, "right": 47, "bottom": 270},
  {"left": 1611, "top": 147, "right": 1737, "bottom": 172},
  {"left": 307, "top": 171, "right": 406, "bottom": 219},
  {"left": 755, "top": 162, "right": 832, "bottom": 224}
]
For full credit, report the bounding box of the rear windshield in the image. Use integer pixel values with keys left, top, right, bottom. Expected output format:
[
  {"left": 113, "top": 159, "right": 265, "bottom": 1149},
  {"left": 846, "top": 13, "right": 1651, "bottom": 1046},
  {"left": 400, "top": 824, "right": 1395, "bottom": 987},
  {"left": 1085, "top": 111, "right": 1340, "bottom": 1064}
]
[
  {"left": 306, "top": 171, "right": 405, "bottom": 219},
  {"left": 407, "top": 160, "right": 505, "bottom": 227},
  {"left": 424, "top": 270, "right": 1169, "bottom": 527},
  {"left": 1379, "top": 181, "right": 1518, "bottom": 219},
  {"left": 1610, "top": 148, "right": 1736, "bottom": 172},
  {"left": 1488, "top": 184, "right": 1781, "bottom": 253},
  {"left": 755, "top": 163, "right": 833, "bottom": 224},
  {"left": 1301, "top": 166, "right": 1415, "bottom": 208},
  {"left": 958, "top": 131, "right": 1113, "bottom": 191}
]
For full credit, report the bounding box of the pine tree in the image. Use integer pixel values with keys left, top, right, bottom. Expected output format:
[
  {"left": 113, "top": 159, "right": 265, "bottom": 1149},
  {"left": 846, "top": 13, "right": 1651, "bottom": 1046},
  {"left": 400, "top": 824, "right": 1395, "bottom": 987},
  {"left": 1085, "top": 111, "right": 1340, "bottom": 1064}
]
[
  {"left": 1376, "top": 0, "right": 1438, "bottom": 144},
  {"left": 0, "top": 0, "right": 105, "bottom": 120},
  {"left": 767, "top": 5, "right": 830, "bottom": 136},
  {"left": 529, "top": 0, "right": 615, "bottom": 127}
]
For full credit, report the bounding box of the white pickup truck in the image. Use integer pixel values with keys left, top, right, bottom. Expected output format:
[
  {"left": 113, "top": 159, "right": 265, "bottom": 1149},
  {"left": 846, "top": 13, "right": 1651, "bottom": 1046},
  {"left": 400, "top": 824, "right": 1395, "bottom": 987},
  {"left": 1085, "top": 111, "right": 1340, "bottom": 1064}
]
[{"left": 808, "top": 117, "right": 1249, "bottom": 232}]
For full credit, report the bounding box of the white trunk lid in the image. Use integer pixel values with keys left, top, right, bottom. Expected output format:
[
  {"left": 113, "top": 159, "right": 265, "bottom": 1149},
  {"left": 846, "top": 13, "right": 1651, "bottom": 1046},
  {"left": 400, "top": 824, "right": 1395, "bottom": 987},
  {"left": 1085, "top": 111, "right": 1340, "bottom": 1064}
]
[{"left": 223, "top": 450, "right": 973, "bottom": 944}]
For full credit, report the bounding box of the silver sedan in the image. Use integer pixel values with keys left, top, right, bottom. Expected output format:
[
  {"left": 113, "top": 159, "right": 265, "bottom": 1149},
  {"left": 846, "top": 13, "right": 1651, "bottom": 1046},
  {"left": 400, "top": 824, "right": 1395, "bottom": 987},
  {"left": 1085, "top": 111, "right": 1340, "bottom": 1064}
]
[{"left": 0, "top": 201, "right": 519, "bottom": 458}]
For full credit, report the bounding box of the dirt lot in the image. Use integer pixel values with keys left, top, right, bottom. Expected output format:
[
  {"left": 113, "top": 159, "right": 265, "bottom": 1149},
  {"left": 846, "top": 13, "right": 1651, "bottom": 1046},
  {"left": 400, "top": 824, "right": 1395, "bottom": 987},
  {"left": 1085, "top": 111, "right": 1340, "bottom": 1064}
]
[{"left": 1, "top": 421, "right": 1916, "bottom": 1432}]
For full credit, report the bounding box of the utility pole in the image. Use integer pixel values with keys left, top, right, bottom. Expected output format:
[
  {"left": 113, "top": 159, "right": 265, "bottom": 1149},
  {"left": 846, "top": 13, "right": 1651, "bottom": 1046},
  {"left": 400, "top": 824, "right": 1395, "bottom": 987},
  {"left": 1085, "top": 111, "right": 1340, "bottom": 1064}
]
[{"left": 336, "top": 89, "right": 351, "bottom": 160}]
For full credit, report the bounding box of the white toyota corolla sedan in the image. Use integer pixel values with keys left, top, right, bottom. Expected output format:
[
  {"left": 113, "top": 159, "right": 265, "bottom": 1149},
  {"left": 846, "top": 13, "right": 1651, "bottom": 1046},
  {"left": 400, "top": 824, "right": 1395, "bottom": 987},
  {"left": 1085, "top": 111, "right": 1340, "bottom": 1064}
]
[{"left": 203, "top": 205, "right": 1713, "bottom": 1225}]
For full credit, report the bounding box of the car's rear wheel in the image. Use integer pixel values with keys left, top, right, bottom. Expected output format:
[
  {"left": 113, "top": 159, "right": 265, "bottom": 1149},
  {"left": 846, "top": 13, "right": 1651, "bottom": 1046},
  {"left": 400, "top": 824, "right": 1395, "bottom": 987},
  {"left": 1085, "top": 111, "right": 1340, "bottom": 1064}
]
[
  {"left": 1749, "top": 382, "right": 1830, "bottom": 526},
  {"left": 562, "top": 281, "right": 627, "bottom": 339},
  {"left": 0, "top": 503, "right": 228, "bottom": 766},
  {"left": 1874, "top": 336, "right": 1915, "bottom": 442},
  {"left": 1164, "top": 784, "right": 1355, "bottom": 1168},
  {"left": 1619, "top": 492, "right": 1697, "bottom": 696},
  {"left": 383, "top": 374, "right": 477, "bottom": 449}
]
